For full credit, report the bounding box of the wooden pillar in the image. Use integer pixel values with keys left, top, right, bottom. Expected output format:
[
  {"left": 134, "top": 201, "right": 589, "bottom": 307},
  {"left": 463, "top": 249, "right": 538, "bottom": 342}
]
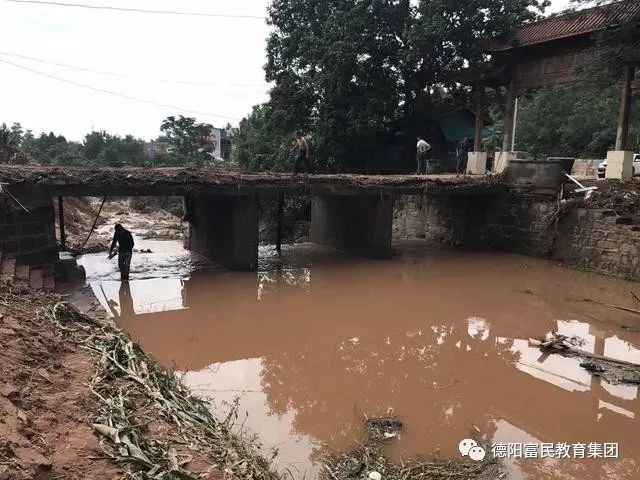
[
  {"left": 276, "top": 193, "right": 284, "bottom": 253},
  {"left": 474, "top": 85, "right": 485, "bottom": 152},
  {"left": 502, "top": 79, "right": 517, "bottom": 152},
  {"left": 615, "top": 65, "right": 635, "bottom": 151},
  {"left": 57, "top": 196, "right": 66, "bottom": 251}
]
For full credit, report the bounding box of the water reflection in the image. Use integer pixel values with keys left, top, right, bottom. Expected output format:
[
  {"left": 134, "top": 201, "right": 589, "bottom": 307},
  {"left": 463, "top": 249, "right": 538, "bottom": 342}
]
[{"left": 85, "top": 245, "right": 640, "bottom": 479}]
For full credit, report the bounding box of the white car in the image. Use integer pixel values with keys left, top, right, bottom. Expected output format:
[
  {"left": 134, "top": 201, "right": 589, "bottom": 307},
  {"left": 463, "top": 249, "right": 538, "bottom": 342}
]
[{"left": 598, "top": 154, "right": 640, "bottom": 178}]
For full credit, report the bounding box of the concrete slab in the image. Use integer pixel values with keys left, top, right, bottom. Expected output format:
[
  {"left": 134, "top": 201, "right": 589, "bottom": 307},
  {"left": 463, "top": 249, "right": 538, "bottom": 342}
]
[
  {"left": 467, "top": 152, "right": 487, "bottom": 175},
  {"left": 605, "top": 151, "right": 634, "bottom": 180},
  {"left": 0, "top": 257, "right": 16, "bottom": 284},
  {"left": 495, "top": 151, "right": 517, "bottom": 173},
  {"left": 29, "top": 268, "right": 43, "bottom": 290},
  {"left": 14, "top": 264, "right": 29, "bottom": 281}
]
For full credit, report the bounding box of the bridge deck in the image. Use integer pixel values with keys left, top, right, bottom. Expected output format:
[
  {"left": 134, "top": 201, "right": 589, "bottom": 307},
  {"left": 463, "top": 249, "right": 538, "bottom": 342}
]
[{"left": 0, "top": 166, "right": 504, "bottom": 196}]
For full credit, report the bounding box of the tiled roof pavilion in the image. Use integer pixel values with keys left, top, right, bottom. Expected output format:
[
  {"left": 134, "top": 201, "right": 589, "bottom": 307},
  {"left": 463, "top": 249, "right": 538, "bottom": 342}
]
[{"left": 488, "top": 0, "right": 640, "bottom": 52}]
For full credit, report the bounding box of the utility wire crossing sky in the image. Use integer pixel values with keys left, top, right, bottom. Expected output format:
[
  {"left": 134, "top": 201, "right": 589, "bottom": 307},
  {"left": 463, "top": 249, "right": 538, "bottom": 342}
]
[{"left": 0, "top": 0, "right": 573, "bottom": 141}]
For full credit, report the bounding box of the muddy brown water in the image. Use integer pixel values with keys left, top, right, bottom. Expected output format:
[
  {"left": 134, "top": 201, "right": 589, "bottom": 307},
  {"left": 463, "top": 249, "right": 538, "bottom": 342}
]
[{"left": 77, "top": 236, "right": 640, "bottom": 480}]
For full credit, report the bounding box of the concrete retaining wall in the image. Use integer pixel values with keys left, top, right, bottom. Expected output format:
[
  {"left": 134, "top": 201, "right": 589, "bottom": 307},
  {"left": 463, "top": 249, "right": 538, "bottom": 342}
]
[
  {"left": 0, "top": 193, "right": 58, "bottom": 265},
  {"left": 393, "top": 193, "right": 640, "bottom": 281}
]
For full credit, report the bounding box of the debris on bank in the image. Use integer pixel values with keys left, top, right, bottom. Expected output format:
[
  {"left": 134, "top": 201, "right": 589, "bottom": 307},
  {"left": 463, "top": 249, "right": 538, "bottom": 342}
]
[
  {"left": 47, "top": 301, "right": 282, "bottom": 480},
  {"left": 530, "top": 333, "right": 640, "bottom": 385},
  {"left": 565, "top": 179, "right": 640, "bottom": 217},
  {"left": 321, "top": 417, "right": 503, "bottom": 480},
  {"left": 0, "top": 286, "right": 282, "bottom": 480},
  {"left": 0, "top": 286, "right": 125, "bottom": 480}
]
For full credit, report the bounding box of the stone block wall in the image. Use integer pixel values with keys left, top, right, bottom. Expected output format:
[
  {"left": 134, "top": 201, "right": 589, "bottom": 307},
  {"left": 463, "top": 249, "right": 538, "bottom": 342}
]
[
  {"left": 393, "top": 194, "right": 493, "bottom": 247},
  {"left": 0, "top": 193, "right": 58, "bottom": 265},
  {"left": 393, "top": 192, "right": 640, "bottom": 281},
  {"left": 551, "top": 209, "right": 640, "bottom": 280},
  {"left": 482, "top": 195, "right": 556, "bottom": 257}
]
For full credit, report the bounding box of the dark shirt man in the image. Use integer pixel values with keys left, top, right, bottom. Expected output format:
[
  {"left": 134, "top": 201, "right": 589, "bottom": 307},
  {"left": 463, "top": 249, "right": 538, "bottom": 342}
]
[{"left": 109, "top": 224, "right": 134, "bottom": 281}]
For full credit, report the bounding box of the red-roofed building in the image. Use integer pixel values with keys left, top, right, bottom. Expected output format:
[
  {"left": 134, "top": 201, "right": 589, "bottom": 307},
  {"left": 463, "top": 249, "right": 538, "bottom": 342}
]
[
  {"left": 467, "top": 0, "right": 639, "bottom": 174},
  {"left": 487, "top": 0, "right": 640, "bottom": 53}
]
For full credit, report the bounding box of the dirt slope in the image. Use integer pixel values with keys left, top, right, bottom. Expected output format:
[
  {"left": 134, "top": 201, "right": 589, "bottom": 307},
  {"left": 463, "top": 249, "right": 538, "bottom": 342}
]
[{"left": 0, "top": 287, "right": 124, "bottom": 480}]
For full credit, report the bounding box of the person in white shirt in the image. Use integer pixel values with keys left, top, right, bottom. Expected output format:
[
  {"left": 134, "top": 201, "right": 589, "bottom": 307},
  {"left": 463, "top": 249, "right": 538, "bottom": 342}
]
[{"left": 416, "top": 136, "right": 432, "bottom": 175}]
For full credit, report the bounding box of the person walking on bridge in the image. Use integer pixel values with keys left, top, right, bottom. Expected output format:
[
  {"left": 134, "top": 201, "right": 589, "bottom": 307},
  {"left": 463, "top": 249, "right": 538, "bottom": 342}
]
[
  {"left": 109, "top": 224, "right": 134, "bottom": 281},
  {"left": 291, "top": 131, "right": 311, "bottom": 174},
  {"left": 416, "top": 136, "right": 432, "bottom": 175}
]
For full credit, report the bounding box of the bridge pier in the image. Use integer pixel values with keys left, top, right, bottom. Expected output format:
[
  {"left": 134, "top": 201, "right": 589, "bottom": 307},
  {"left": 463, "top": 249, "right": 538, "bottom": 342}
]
[
  {"left": 310, "top": 195, "right": 393, "bottom": 259},
  {"left": 187, "top": 195, "right": 259, "bottom": 271}
]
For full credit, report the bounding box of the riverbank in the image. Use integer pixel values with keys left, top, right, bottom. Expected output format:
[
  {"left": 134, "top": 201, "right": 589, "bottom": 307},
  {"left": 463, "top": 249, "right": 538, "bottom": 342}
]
[
  {"left": 0, "top": 285, "right": 280, "bottom": 480},
  {"left": 55, "top": 197, "right": 185, "bottom": 254}
]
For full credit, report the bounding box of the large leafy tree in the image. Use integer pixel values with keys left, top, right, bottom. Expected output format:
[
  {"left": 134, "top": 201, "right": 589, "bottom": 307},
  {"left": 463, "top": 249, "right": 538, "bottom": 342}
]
[
  {"left": 240, "top": 0, "right": 549, "bottom": 172},
  {"left": 159, "top": 115, "right": 213, "bottom": 157},
  {"left": 509, "top": 84, "right": 640, "bottom": 158}
]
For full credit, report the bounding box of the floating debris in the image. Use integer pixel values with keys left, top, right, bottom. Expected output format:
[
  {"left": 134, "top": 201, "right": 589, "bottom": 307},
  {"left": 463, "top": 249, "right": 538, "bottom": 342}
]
[
  {"left": 365, "top": 416, "right": 403, "bottom": 442},
  {"left": 530, "top": 332, "right": 640, "bottom": 385},
  {"left": 322, "top": 416, "right": 502, "bottom": 480}
]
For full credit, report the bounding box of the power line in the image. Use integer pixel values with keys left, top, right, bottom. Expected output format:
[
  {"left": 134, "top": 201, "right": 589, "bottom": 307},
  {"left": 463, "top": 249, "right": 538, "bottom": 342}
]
[
  {"left": 0, "top": 51, "right": 269, "bottom": 89},
  {"left": 0, "top": 57, "right": 241, "bottom": 122},
  {"left": 3, "top": 0, "right": 266, "bottom": 19}
]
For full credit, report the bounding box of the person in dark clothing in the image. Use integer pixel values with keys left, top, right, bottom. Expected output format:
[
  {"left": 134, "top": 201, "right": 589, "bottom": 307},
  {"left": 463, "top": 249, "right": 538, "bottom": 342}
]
[
  {"left": 109, "top": 224, "right": 134, "bottom": 280},
  {"left": 291, "top": 131, "right": 311, "bottom": 174},
  {"left": 456, "top": 137, "right": 472, "bottom": 176}
]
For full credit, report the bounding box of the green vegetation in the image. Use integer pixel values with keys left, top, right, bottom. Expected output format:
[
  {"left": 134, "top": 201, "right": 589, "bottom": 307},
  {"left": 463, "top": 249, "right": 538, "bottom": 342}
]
[
  {"left": 233, "top": 0, "right": 549, "bottom": 173},
  {"left": 513, "top": 84, "right": 640, "bottom": 159},
  {"left": 0, "top": 115, "right": 221, "bottom": 167}
]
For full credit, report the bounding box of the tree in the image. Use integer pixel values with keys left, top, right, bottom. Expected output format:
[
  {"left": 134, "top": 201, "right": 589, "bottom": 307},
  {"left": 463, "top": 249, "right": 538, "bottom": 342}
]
[
  {"left": 509, "top": 84, "right": 640, "bottom": 158},
  {"left": 95, "top": 135, "right": 148, "bottom": 167},
  {"left": 159, "top": 115, "right": 213, "bottom": 160},
  {"left": 231, "top": 104, "right": 293, "bottom": 171},
  {"left": 255, "top": 0, "right": 550, "bottom": 172},
  {"left": 83, "top": 131, "right": 106, "bottom": 161},
  {"left": 0, "top": 122, "right": 24, "bottom": 163}
]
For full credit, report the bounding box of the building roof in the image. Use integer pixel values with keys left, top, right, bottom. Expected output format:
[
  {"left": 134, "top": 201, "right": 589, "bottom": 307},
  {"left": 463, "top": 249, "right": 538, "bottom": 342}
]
[{"left": 488, "top": 0, "right": 640, "bottom": 52}]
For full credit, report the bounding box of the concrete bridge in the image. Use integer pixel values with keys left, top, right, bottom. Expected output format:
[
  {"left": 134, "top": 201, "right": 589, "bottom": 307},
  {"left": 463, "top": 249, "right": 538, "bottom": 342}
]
[{"left": 0, "top": 164, "right": 557, "bottom": 271}]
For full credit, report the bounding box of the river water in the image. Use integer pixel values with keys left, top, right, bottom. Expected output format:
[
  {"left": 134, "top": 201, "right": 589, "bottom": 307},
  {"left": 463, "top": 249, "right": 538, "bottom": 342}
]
[{"left": 76, "top": 229, "right": 640, "bottom": 480}]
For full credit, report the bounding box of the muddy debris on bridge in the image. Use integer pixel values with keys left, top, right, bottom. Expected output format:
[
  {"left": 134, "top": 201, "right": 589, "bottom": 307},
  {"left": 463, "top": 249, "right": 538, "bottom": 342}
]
[
  {"left": 566, "top": 178, "right": 640, "bottom": 217},
  {"left": 0, "top": 165, "right": 505, "bottom": 196}
]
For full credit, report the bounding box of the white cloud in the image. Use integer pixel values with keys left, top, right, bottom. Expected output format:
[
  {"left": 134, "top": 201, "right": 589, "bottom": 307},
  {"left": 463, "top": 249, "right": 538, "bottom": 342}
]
[{"left": 0, "top": 0, "right": 572, "bottom": 141}]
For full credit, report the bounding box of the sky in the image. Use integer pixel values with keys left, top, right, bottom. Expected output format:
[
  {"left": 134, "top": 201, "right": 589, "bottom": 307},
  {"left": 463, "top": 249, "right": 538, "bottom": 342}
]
[{"left": 0, "top": 0, "right": 573, "bottom": 141}]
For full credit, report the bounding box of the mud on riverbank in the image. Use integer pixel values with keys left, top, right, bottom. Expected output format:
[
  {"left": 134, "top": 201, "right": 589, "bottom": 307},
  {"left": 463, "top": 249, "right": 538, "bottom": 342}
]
[
  {"left": 0, "top": 283, "right": 515, "bottom": 480},
  {"left": 0, "top": 286, "right": 279, "bottom": 480}
]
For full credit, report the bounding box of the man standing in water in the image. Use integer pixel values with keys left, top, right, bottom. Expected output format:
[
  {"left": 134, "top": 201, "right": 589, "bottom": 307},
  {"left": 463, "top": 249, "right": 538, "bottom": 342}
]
[
  {"left": 416, "top": 136, "right": 431, "bottom": 175},
  {"left": 109, "top": 224, "right": 134, "bottom": 281},
  {"left": 291, "top": 131, "right": 311, "bottom": 174}
]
